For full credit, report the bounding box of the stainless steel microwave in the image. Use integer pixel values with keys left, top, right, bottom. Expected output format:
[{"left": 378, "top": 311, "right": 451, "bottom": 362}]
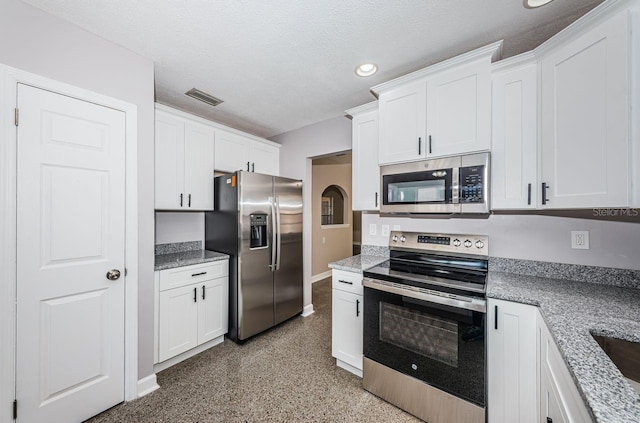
[{"left": 380, "top": 152, "right": 489, "bottom": 215}]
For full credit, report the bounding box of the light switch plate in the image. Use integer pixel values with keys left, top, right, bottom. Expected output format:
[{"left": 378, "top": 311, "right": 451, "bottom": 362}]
[
  {"left": 392, "top": 225, "right": 401, "bottom": 231},
  {"left": 369, "top": 224, "right": 377, "bottom": 236},
  {"left": 381, "top": 225, "right": 390, "bottom": 237}
]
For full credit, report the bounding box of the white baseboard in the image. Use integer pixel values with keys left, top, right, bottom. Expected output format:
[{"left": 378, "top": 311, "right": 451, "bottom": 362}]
[
  {"left": 137, "top": 374, "right": 160, "bottom": 398},
  {"left": 153, "top": 335, "right": 224, "bottom": 373},
  {"left": 311, "top": 270, "right": 331, "bottom": 283},
  {"left": 301, "top": 303, "right": 315, "bottom": 317}
]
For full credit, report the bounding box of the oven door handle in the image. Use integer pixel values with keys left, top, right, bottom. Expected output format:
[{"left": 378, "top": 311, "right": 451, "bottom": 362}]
[{"left": 363, "top": 278, "right": 486, "bottom": 313}]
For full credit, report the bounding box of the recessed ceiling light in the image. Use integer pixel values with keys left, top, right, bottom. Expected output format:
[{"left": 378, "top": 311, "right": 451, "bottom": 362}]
[
  {"left": 355, "top": 63, "right": 378, "bottom": 77},
  {"left": 523, "top": 0, "right": 554, "bottom": 8}
]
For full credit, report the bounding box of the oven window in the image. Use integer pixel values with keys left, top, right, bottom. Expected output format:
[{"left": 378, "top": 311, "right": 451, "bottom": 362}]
[
  {"left": 380, "top": 302, "right": 458, "bottom": 367},
  {"left": 387, "top": 180, "right": 445, "bottom": 203}
]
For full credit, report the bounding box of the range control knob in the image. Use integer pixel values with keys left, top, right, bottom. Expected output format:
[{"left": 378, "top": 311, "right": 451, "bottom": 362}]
[
  {"left": 475, "top": 240, "right": 485, "bottom": 249},
  {"left": 463, "top": 239, "right": 472, "bottom": 248},
  {"left": 392, "top": 235, "right": 398, "bottom": 243},
  {"left": 453, "top": 239, "right": 461, "bottom": 247},
  {"left": 400, "top": 235, "right": 407, "bottom": 243}
]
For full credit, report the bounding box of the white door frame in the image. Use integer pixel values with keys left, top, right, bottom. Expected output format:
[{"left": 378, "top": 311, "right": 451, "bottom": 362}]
[{"left": 0, "top": 64, "right": 139, "bottom": 423}]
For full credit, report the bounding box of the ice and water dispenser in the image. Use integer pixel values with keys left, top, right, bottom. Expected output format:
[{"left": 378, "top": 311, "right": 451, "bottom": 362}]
[{"left": 250, "top": 214, "right": 268, "bottom": 248}]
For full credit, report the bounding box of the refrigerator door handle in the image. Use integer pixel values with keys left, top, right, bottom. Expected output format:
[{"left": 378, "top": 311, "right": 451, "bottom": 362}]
[
  {"left": 269, "top": 197, "right": 277, "bottom": 271},
  {"left": 275, "top": 196, "right": 282, "bottom": 271}
]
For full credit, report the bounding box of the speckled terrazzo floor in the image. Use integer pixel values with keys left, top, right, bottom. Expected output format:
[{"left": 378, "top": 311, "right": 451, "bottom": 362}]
[{"left": 87, "top": 279, "right": 420, "bottom": 423}]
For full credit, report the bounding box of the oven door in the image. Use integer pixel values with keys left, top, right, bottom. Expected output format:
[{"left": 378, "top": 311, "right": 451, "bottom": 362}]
[{"left": 363, "top": 282, "right": 486, "bottom": 407}]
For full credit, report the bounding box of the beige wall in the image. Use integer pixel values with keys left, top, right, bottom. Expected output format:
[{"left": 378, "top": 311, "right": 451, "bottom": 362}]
[{"left": 312, "top": 163, "right": 353, "bottom": 277}]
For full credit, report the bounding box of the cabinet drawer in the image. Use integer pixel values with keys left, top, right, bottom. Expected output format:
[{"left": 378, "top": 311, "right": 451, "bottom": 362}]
[
  {"left": 332, "top": 269, "right": 364, "bottom": 295},
  {"left": 159, "top": 261, "right": 228, "bottom": 291}
]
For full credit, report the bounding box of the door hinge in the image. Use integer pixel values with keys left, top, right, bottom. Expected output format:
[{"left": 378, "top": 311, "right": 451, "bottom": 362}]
[
  {"left": 14, "top": 108, "right": 19, "bottom": 126},
  {"left": 13, "top": 399, "right": 17, "bottom": 420}
]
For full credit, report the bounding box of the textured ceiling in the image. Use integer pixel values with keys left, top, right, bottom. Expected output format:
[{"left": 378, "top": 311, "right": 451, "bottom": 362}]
[{"left": 22, "top": 0, "right": 603, "bottom": 138}]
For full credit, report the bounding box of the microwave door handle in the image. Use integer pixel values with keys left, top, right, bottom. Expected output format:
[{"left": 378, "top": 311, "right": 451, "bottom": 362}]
[
  {"left": 275, "top": 196, "right": 282, "bottom": 271},
  {"left": 451, "top": 167, "right": 460, "bottom": 204},
  {"left": 269, "top": 198, "right": 277, "bottom": 271}
]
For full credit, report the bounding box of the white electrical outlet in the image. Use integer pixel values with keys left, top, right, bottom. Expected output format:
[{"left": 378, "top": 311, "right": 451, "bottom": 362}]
[
  {"left": 392, "top": 225, "right": 401, "bottom": 231},
  {"left": 571, "top": 230, "right": 590, "bottom": 250},
  {"left": 369, "top": 224, "right": 377, "bottom": 236},
  {"left": 381, "top": 225, "right": 390, "bottom": 237},
  {"left": 322, "top": 236, "right": 326, "bottom": 244}
]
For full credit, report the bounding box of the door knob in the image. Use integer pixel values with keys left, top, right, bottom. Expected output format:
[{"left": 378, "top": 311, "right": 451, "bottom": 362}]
[{"left": 106, "top": 269, "right": 121, "bottom": 281}]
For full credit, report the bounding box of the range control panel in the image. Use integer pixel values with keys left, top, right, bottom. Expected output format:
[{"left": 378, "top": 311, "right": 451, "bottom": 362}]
[{"left": 390, "top": 231, "right": 488, "bottom": 256}]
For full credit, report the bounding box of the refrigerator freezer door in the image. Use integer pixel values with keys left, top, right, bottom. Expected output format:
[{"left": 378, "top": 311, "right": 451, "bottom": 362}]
[
  {"left": 238, "top": 171, "right": 276, "bottom": 340},
  {"left": 273, "top": 176, "right": 303, "bottom": 324}
]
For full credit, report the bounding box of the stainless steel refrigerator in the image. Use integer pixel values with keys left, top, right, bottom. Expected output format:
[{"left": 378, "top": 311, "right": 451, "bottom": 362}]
[{"left": 205, "top": 171, "right": 303, "bottom": 342}]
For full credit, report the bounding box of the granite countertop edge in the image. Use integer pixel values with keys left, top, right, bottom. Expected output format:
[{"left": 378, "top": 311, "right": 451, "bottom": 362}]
[
  {"left": 487, "top": 271, "right": 640, "bottom": 423},
  {"left": 328, "top": 254, "right": 388, "bottom": 274},
  {"left": 154, "top": 249, "right": 229, "bottom": 271}
]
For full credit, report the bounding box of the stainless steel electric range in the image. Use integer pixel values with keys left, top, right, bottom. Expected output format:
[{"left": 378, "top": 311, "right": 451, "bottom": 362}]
[{"left": 362, "top": 231, "right": 488, "bottom": 423}]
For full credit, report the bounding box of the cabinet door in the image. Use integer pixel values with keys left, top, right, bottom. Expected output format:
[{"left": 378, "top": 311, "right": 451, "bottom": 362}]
[
  {"left": 352, "top": 108, "right": 380, "bottom": 210},
  {"left": 214, "top": 129, "right": 251, "bottom": 172},
  {"left": 155, "top": 112, "right": 185, "bottom": 210},
  {"left": 378, "top": 80, "right": 427, "bottom": 164},
  {"left": 426, "top": 61, "right": 491, "bottom": 158},
  {"left": 250, "top": 142, "right": 280, "bottom": 175},
  {"left": 491, "top": 63, "right": 538, "bottom": 209},
  {"left": 184, "top": 122, "right": 215, "bottom": 210},
  {"left": 487, "top": 299, "right": 538, "bottom": 423},
  {"left": 540, "top": 11, "right": 629, "bottom": 208},
  {"left": 331, "top": 289, "right": 363, "bottom": 370},
  {"left": 158, "top": 284, "right": 198, "bottom": 362},
  {"left": 197, "top": 276, "right": 228, "bottom": 344}
]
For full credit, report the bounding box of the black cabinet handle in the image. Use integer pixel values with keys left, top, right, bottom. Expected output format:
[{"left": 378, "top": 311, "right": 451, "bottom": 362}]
[
  {"left": 251, "top": 162, "right": 255, "bottom": 172},
  {"left": 418, "top": 137, "right": 422, "bottom": 155},
  {"left": 428, "top": 135, "right": 432, "bottom": 154},
  {"left": 542, "top": 182, "right": 549, "bottom": 205},
  {"left": 547, "top": 418, "right": 553, "bottom": 423},
  {"left": 494, "top": 305, "right": 498, "bottom": 330},
  {"left": 191, "top": 271, "right": 207, "bottom": 277},
  {"left": 247, "top": 161, "right": 250, "bottom": 171},
  {"left": 356, "top": 299, "right": 360, "bottom": 317},
  {"left": 193, "top": 287, "right": 197, "bottom": 303},
  {"left": 202, "top": 285, "right": 206, "bottom": 300},
  {"left": 180, "top": 193, "right": 183, "bottom": 207},
  {"left": 338, "top": 280, "right": 353, "bottom": 285},
  {"left": 188, "top": 194, "right": 191, "bottom": 207},
  {"left": 375, "top": 192, "right": 378, "bottom": 208},
  {"left": 527, "top": 183, "right": 532, "bottom": 205}
]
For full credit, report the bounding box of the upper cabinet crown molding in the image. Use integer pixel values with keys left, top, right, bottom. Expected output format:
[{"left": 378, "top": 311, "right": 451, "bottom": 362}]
[
  {"left": 345, "top": 101, "right": 378, "bottom": 119},
  {"left": 371, "top": 40, "right": 503, "bottom": 96},
  {"left": 154, "top": 103, "right": 280, "bottom": 149},
  {"left": 534, "top": 0, "right": 637, "bottom": 57}
]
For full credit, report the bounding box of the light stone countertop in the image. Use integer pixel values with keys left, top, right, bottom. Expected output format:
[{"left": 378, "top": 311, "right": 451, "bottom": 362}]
[
  {"left": 487, "top": 271, "right": 640, "bottom": 423},
  {"left": 328, "top": 254, "right": 388, "bottom": 274},
  {"left": 154, "top": 249, "right": 229, "bottom": 271}
]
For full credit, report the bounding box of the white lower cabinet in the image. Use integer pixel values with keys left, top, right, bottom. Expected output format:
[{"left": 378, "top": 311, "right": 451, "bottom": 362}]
[
  {"left": 538, "top": 315, "right": 591, "bottom": 423},
  {"left": 155, "top": 261, "right": 229, "bottom": 364},
  {"left": 488, "top": 298, "right": 539, "bottom": 423},
  {"left": 488, "top": 299, "right": 591, "bottom": 423},
  {"left": 331, "top": 269, "right": 363, "bottom": 376}
]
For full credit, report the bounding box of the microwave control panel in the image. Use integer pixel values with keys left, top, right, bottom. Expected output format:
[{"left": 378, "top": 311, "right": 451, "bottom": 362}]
[{"left": 459, "top": 165, "right": 485, "bottom": 203}]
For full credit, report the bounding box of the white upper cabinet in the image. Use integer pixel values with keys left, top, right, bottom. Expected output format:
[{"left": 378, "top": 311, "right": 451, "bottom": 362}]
[
  {"left": 347, "top": 102, "right": 380, "bottom": 211},
  {"left": 491, "top": 56, "right": 538, "bottom": 210},
  {"left": 155, "top": 109, "right": 215, "bottom": 211},
  {"left": 374, "top": 41, "right": 502, "bottom": 165},
  {"left": 539, "top": 9, "right": 630, "bottom": 208},
  {"left": 377, "top": 80, "right": 427, "bottom": 164},
  {"left": 214, "top": 129, "right": 280, "bottom": 175},
  {"left": 214, "top": 129, "right": 251, "bottom": 172},
  {"left": 426, "top": 60, "right": 491, "bottom": 157},
  {"left": 249, "top": 142, "right": 280, "bottom": 176}
]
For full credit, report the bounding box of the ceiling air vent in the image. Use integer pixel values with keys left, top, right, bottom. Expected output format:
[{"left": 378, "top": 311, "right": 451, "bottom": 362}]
[{"left": 185, "top": 88, "right": 224, "bottom": 107}]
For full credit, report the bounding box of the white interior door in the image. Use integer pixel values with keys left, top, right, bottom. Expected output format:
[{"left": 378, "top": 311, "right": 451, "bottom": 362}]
[{"left": 16, "top": 84, "right": 126, "bottom": 423}]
